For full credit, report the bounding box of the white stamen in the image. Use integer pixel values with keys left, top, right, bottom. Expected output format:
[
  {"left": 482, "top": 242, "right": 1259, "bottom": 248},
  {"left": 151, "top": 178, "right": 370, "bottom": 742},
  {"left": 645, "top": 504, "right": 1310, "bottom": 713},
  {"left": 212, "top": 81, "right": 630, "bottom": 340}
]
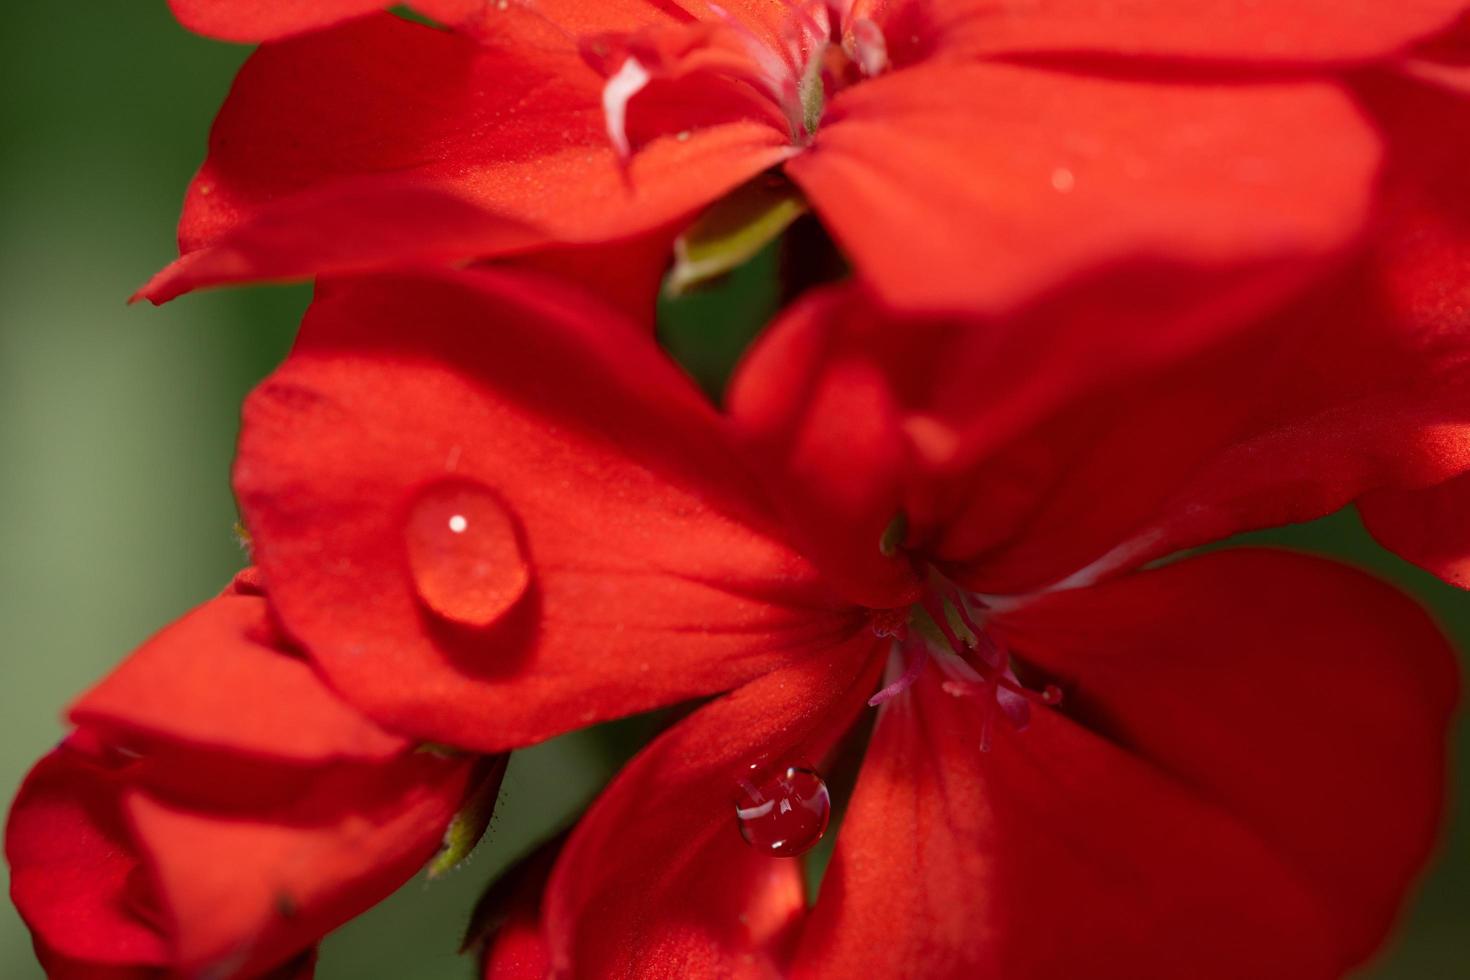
[
  {"left": 978, "top": 527, "right": 1167, "bottom": 612},
  {"left": 602, "top": 57, "right": 652, "bottom": 160},
  {"left": 849, "top": 18, "right": 888, "bottom": 76}
]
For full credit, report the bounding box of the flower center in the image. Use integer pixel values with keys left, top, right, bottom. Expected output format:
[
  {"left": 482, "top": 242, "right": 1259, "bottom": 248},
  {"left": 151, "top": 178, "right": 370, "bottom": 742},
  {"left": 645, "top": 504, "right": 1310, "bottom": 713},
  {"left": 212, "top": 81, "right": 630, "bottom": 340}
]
[
  {"left": 869, "top": 571, "right": 1062, "bottom": 752},
  {"left": 595, "top": 0, "right": 889, "bottom": 157}
]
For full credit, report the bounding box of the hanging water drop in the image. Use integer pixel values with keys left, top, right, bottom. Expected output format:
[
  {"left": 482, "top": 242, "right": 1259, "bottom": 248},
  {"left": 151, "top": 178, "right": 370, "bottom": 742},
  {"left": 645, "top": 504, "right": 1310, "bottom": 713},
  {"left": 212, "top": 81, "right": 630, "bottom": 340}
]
[
  {"left": 734, "top": 763, "right": 830, "bottom": 857},
  {"left": 403, "top": 480, "right": 529, "bottom": 628}
]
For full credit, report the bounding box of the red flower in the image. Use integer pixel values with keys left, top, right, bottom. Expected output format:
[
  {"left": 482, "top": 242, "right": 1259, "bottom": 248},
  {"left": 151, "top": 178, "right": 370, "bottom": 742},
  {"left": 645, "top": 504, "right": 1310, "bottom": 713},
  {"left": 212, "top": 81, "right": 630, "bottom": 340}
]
[
  {"left": 139, "top": 0, "right": 1466, "bottom": 320},
  {"left": 232, "top": 267, "right": 1459, "bottom": 974},
  {"left": 5, "top": 570, "right": 504, "bottom": 979},
  {"left": 1346, "top": 49, "right": 1470, "bottom": 589}
]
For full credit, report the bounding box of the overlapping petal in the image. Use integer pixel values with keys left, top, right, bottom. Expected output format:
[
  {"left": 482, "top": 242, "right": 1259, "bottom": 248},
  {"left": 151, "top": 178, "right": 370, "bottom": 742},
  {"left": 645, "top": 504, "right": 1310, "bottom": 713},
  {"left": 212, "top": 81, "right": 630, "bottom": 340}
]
[
  {"left": 789, "top": 62, "right": 1378, "bottom": 313},
  {"left": 167, "top": 0, "right": 391, "bottom": 41},
  {"left": 727, "top": 263, "right": 1328, "bottom": 598},
  {"left": 6, "top": 737, "right": 168, "bottom": 974},
  {"left": 795, "top": 550, "right": 1456, "bottom": 978},
  {"left": 726, "top": 287, "right": 919, "bottom": 609},
  {"left": 70, "top": 588, "right": 405, "bottom": 766},
  {"left": 139, "top": 13, "right": 789, "bottom": 304},
  {"left": 7, "top": 583, "right": 483, "bottom": 978},
  {"left": 1339, "top": 69, "right": 1470, "bottom": 588},
  {"left": 545, "top": 634, "right": 884, "bottom": 979},
  {"left": 1361, "top": 474, "right": 1470, "bottom": 587},
  {"left": 166, "top": 0, "right": 684, "bottom": 42},
  {"left": 932, "top": 275, "right": 1470, "bottom": 593},
  {"left": 10, "top": 734, "right": 322, "bottom": 979},
  {"left": 909, "top": 0, "right": 1470, "bottom": 63},
  {"left": 730, "top": 251, "right": 1470, "bottom": 597},
  {"left": 127, "top": 754, "right": 471, "bottom": 976},
  {"left": 236, "top": 268, "right": 859, "bottom": 752},
  {"left": 147, "top": 0, "right": 1430, "bottom": 320}
]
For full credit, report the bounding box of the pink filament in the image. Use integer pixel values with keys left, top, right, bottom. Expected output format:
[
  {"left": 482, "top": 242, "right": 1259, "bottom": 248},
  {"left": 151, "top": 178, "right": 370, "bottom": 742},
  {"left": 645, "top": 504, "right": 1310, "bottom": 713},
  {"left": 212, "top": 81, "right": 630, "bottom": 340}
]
[{"left": 869, "top": 632, "right": 929, "bottom": 706}]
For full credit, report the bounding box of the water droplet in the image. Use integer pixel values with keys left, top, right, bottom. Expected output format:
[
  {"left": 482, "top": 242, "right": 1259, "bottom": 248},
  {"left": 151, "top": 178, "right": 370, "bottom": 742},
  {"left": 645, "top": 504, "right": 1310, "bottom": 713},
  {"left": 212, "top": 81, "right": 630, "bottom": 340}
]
[
  {"left": 734, "top": 763, "right": 830, "bottom": 857},
  {"left": 404, "top": 481, "right": 529, "bottom": 628}
]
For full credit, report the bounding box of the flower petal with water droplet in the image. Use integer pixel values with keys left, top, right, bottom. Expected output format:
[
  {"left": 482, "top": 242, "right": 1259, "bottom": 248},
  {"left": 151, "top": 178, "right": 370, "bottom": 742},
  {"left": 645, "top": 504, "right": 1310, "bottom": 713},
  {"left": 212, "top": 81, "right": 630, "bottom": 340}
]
[{"left": 404, "top": 480, "right": 530, "bottom": 629}]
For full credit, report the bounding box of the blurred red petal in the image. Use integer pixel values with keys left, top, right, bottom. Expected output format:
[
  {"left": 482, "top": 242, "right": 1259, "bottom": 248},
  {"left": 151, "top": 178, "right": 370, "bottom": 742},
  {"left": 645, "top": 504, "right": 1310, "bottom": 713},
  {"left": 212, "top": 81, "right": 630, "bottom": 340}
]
[
  {"left": 167, "top": 0, "right": 388, "bottom": 41},
  {"left": 71, "top": 590, "right": 407, "bottom": 765},
  {"left": 6, "top": 741, "right": 167, "bottom": 969},
  {"left": 789, "top": 62, "right": 1378, "bottom": 313},
  {"left": 128, "top": 752, "right": 470, "bottom": 976},
  {"left": 917, "top": 0, "right": 1470, "bottom": 62},
  {"left": 1361, "top": 473, "right": 1470, "bottom": 587}
]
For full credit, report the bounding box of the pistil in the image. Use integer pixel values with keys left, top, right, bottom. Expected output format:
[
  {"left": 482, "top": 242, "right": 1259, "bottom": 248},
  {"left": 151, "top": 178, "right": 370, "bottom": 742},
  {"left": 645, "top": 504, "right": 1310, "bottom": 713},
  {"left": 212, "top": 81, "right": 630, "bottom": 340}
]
[{"left": 869, "top": 570, "right": 1063, "bottom": 750}]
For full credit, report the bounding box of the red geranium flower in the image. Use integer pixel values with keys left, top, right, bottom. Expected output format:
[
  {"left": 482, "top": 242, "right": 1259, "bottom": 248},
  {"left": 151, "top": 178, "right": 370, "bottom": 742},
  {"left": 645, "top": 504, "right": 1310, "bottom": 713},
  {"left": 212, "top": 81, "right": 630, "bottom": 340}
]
[
  {"left": 229, "top": 267, "right": 1460, "bottom": 975},
  {"left": 6, "top": 570, "right": 505, "bottom": 979},
  {"left": 139, "top": 0, "right": 1467, "bottom": 323}
]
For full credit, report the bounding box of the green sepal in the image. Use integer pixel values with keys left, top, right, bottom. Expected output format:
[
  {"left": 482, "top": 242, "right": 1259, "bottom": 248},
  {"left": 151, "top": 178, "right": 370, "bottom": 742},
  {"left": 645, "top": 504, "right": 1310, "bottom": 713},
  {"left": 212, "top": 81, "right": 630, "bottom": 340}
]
[
  {"left": 427, "top": 754, "right": 509, "bottom": 880},
  {"left": 799, "top": 50, "right": 825, "bottom": 137},
  {"left": 664, "top": 176, "right": 808, "bottom": 297},
  {"left": 878, "top": 511, "right": 908, "bottom": 558}
]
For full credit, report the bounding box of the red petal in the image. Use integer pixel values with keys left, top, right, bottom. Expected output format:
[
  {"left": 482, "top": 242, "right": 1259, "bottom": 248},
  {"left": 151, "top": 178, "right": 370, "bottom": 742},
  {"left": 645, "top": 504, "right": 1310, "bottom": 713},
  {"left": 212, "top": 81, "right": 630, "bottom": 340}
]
[
  {"left": 165, "top": 0, "right": 674, "bottom": 42},
  {"left": 127, "top": 752, "right": 470, "bottom": 976},
  {"left": 925, "top": 255, "right": 1470, "bottom": 592},
  {"left": 1354, "top": 70, "right": 1470, "bottom": 348},
  {"left": 788, "top": 62, "right": 1377, "bottom": 314},
  {"left": 472, "top": 837, "right": 564, "bottom": 980},
  {"left": 911, "top": 0, "right": 1470, "bottom": 62},
  {"left": 167, "top": 0, "right": 387, "bottom": 41},
  {"left": 726, "top": 286, "right": 921, "bottom": 609},
  {"left": 70, "top": 590, "right": 407, "bottom": 766},
  {"left": 236, "top": 269, "right": 855, "bottom": 751},
  {"left": 1341, "top": 72, "right": 1470, "bottom": 589},
  {"left": 497, "top": 224, "right": 682, "bottom": 328},
  {"left": 137, "top": 180, "right": 542, "bottom": 305},
  {"left": 143, "top": 13, "right": 786, "bottom": 302},
  {"left": 799, "top": 550, "right": 1455, "bottom": 978},
  {"left": 994, "top": 550, "right": 1456, "bottom": 970},
  {"left": 545, "top": 635, "right": 883, "bottom": 979},
  {"left": 701, "top": 55, "right": 1470, "bottom": 597},
  {"left": 33, "top": 939, "right": 318, "bottom": 980},
  {"left": 1361, "top": 473, "right": 1470, "bottom": 587},
  {"left": 5, "top": 741, "right": 167, "bottom": 969},
  {"left": 966, "top": 375, "right": 1465, "bottom": 596},
  {"left": 733, "top": 254, "right": 1470, "bottom": 596},
  {"left": 449, "top": 0, "right": 690, "bottom": 38},
  {"left": 727, "top": 266, "right": 1321, "bottom": 598}
]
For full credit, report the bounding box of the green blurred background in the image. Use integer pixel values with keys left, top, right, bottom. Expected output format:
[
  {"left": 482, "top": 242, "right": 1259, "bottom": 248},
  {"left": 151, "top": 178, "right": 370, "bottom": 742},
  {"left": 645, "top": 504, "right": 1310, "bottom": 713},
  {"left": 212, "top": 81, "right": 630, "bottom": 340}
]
[{"left": 0, "top": 5, "right": 1463, "bottom": 978}]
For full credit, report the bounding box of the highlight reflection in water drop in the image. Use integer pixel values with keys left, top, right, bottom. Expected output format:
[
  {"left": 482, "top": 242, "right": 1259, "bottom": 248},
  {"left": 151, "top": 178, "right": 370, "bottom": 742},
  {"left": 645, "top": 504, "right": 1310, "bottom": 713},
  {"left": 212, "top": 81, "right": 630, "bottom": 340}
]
[
  {"left": 403, "top": 480, "right": 529, "bottom": 628},
  {"left": 734, "top": 763, "right": 830, "bottom": 857}
]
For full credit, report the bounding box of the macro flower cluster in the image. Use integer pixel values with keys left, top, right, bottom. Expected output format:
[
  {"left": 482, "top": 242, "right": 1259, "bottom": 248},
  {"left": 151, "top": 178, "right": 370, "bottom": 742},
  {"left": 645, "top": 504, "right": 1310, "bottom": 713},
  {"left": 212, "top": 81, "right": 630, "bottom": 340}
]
[{"left": 8, "top": 1, "right": 1470, "bottom": 978}]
